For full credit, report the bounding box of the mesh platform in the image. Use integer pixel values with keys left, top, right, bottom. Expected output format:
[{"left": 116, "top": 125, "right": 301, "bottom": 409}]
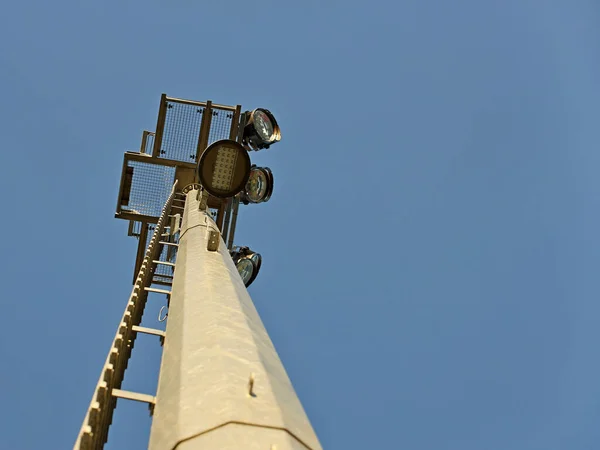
[
  {"left": 157, "top": 100, "right": 236, "bottom": 163},
  {"left": 159, "top": 102, "right": 204, "bottom": 162},
  {"left": 120, "top": 161, "right": 176, "bottom": 218}
]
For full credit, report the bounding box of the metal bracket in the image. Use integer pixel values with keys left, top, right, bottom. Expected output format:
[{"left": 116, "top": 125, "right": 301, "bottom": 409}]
[
  {"left": 170, "top": 213, "right": 181, "bottom": 235},
  {"left": 182, "top": 183, "right": 201, "bottom": 194},
  {"left": 207, "top": 228, "right": 220, "bottom": 252},
  {"left": 198, "top": 190, "right": 209, "bottom": 211}
]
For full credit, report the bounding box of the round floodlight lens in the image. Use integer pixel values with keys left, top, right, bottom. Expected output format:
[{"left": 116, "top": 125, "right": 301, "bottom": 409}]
[
  {"left": 236, "top": 258, "right": 254, "bottom": 285},
  {"left": 254, "top": 110, "right": 274, "bottom": 142},
  {"left": 246, "top": 168, "right": 268, "bottom": 203},
  {"left": 197, "top": 139, "right": 251, "bottom": 198},
  {"left": 243, "top": 109, "right": 281, "bottom": 151}
]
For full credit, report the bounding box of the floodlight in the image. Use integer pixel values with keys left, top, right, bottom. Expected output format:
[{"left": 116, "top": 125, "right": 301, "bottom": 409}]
[
  {"left": 197, "top": 139, "right": 251, "bottom": 198},
  {"left": 249, "top": 252, "right": 262, "bottom": 275},
  {"left": 242, "top": 109, "right": 281, "bottom": 151},
  {"left": 241, "top": 165, "right": 274, "bottom": 205},
  {"left": 230, "top": 246, "right": 262, "bottom": 287},
  {"left": 236, "top": 258, "right": 256, "bottom": 286}
]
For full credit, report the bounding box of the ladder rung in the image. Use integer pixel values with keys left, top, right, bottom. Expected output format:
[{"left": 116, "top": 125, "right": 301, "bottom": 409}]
[
  {"left": 112, "top": 389, "right": 155, "bottom": 405},
  {"left": 159, "top": 241, "right": 179, "bottom": 247},
  {"left": 171, "top": 205, "right": 184, "bottom": 210},
  {"left": 154, "top": 273, "right": 173, "bottom": 278},
  {"left": 132, "top": 325, "right": 165, "bottom": 338},
  {"left": 144, "top": 287, "right": 172, "bottom": 295},
  {"left": 153, "top": 260, "right": 175, "bottom": 267}
]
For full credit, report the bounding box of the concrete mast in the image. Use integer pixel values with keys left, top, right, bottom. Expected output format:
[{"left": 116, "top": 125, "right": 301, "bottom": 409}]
[{"left": 148, "top": 188, "right": 322, "bottom": 450}]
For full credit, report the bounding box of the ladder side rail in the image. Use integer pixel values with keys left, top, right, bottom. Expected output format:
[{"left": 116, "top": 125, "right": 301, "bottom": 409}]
[{"left": 74, "top": 181, "right": 179, "bottom": 450}]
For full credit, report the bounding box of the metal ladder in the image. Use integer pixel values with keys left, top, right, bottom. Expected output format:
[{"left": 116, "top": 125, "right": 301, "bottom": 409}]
[{"left": 74, "top": 184, "right": 184, "bottom": 450}]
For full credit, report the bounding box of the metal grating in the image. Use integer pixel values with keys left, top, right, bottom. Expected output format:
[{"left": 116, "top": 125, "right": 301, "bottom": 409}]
[
  {"left": 159, "top": 102, "right": 204, "bottom": 163},
  {"left": 121, "top": 161, "right": 176, "bottom": 218},
  {"left": 208, "top": 108, "right": 235, "bottom": 145},
  {"left": 156, "top": 100, "right": 236, "bottom": 163}
]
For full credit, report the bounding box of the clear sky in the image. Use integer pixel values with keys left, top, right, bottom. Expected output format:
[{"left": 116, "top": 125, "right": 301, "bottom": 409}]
[{"left": 1, "top": 1, "right": 600, "bottom": 449}]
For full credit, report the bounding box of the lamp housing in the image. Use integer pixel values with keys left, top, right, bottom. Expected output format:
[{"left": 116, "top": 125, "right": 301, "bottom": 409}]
[
  {"left": 241, "top": 165, "right": 274, "bottom": 205},
  {"left": 230, "top": 246, "right": 262, "bottom": 287},
  {"left": 242, "top": 109, "right": 281, "bottom": 151},
  {"left": 196, "top": 139, "right": 251, "bottom": 198}
]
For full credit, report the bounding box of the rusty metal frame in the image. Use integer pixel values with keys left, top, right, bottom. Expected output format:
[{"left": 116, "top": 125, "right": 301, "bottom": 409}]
[
  {"left": 151, "top": 94, "right": 168, "bottom": 157},
  {"left": 132, "top": 223, "right": 149, "bottom": 284},
  {"left": 229, "top": 105, "right": 242, "bottom": 140},
  {"left": 215, "top": 203, "right": 226, "bottom": 232},
  {"left": 164, "top": 95, "right": 236, "bottom": 111},
  {"left": 140, "top": 130, "right": 155, "bottom": 154},
  {"left": 209, "top": 104, "right": 241, "bottom": 232},
  {"left": 115, "top": 158, "right": 130, "bottom": 218},
  {"left": 195, "top": 100, "right": 213, "bottom": 162},
  {"left": 223, "top": 107, "right": 247, "bottom": 249},
  {"left": 125, "top": 151, "right": 196, "bottom": 169},
  {"left": 221, "top": 198, "right": 232, "bottom": 243},
  {"left": 227, "top": 196, "right": 241, "bottom": 249}
]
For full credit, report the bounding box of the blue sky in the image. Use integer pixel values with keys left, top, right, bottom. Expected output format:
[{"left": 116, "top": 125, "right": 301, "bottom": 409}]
[{"left": 1, "top": 1, "right": 600, "bottom": 449}]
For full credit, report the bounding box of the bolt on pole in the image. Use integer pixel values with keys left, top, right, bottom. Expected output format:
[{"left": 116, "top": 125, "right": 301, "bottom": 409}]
[{"left": 148, "top": 188, "right": 322, "bottom": 450}]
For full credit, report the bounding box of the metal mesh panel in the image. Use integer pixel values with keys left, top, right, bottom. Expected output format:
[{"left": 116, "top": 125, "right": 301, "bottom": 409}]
[
  {"left": 157, "top": 101, "right": 236, "bottom": 163},
  {"left": 159, "top": 102, "right": 204, "bottom": 162},
  {"left": 121, "top": 161, "right": 176, "bottom": 218},
  {"left": 208, "top": 109, "right": 235, "bottom": 145}
]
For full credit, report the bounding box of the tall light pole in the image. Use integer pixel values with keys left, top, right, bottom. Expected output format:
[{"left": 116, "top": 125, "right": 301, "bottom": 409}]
[
  {"left": 149, "top": 186, "right": 320, "bottom": 450},
  {"left": 74, "top": 95, "right": 322, "bottom": 449}
]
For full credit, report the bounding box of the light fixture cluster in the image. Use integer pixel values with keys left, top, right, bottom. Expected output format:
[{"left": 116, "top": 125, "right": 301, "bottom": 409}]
[
  {"left": 196, "top": 105, "right": 281, "bottom": 288},
  {"left": 196, "top": 107, "right": 280, "bottom": 202},
  {"left": 230, "top": 247, "right": 262, "bottom": 287}
]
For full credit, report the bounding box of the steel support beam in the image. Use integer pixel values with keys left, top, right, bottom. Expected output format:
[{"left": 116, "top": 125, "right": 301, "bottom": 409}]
[{"left": 148, "top": 189, "right": 322, "bottom": 450}]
